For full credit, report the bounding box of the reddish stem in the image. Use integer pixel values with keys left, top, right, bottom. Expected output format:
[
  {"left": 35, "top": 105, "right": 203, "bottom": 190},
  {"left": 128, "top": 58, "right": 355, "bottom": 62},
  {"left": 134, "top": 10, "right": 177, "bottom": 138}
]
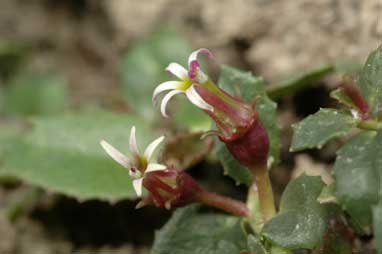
[{"left": 194, "top": 190, "right": 249, "bottom": 217}]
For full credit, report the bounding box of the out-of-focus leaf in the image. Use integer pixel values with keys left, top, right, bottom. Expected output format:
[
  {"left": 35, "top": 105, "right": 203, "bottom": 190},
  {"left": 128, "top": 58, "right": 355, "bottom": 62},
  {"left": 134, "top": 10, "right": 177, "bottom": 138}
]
[
  {"left": 357, "top": 47, "right": 382, "bottom": 118},
  {"left": 151, "top": 205, "right": 247, "bottom": 254},
  {"left": 313, "top": 218, "right": 354, "bottom": 254},
  {"left": 247, "top": 234, "right": 268, "bottom": 254},
  {"left": 334, "top": 132, "right": 381, "bottom": 227},
  {"left": 262, "top": 174, "right": 330, "bottom": 250},
  {"left": 334, "top": 58, "right": 363, "bottom": 75},
  {"left": 161, "top": 132, "right": 213, "bottom": 170},
  {"left": 0, "top": 111, "right": 156, "bottom": 201},
  {"left": 120, "top": 27, "right": 209, "bottom": 127},
  {"left": 4, "top": 72, "right": 68, "bottom": 116},
  {"left": 373, "top": 202, "right": 382, "bottom": 254},
  {"left": 267, "top": 64, "right": 334, "bottom": 100},
  {"left": 330, "top": 88, "right": 357, "bottom": 109},
  {"left": 0, "top": 41, "right": 26, "bottom": 77},
  {"left": 290, "top": 108, "right": 357, "bottom": 152},
  {"left": 216, "top": 65, "right": 280, "bottom": 185}
]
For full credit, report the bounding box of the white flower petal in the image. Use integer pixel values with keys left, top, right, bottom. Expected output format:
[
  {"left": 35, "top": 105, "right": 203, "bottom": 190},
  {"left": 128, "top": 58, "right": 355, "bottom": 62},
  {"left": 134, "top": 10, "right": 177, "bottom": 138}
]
[
  {"left": 146, "top": 163, "right": 166, "bottom": 173},
  {"left": 144, "top": 136, "right": 165, "bottom": 161},
  {"left": 152, "top": 81, "right": 181, "bottom": 104},
  {"left": 185, "top": 85, "right": 214, "bottom": 112},
  {"left": 188, "top": 48, "right": 213, "bottom": 67},
  {"left": 132, "top": 178, "right": 143, "bottom": 197},
  {"left": 166, "top": 63, "right": 188, "bottom": 79},
  {"left": 129, "top": 126, "right": 140, "bottom": 154},
  {"left": 160, "top": 90, "right": 184, "bottom": 117},
  {"left": 100, "top": 140, "right": 129, "bottom": 168}
]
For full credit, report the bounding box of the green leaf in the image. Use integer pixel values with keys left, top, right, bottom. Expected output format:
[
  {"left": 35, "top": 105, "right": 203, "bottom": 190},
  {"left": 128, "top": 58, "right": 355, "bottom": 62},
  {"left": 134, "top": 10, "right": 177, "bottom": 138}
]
[
  {"left": 0, "top": 111, "right": 156, "bottom": 201},
  {"left": 330, "top": 88, "right": 357, "bottom": 109},
  {"left": 4, "top": 71, "right": 68, "bottom": 116},
  {"left": 358, "top": 48, "right": 382, "bottom": 118},
  {"left": 215, "top": 144, "right": 252, "bottom": 186},
  {"left": 262, "top": 174, "right": 330, "bottom": 250},
  {"left": 373, "top": 202, "right": 382, "bottom": 254},
  {"left": 247, "top": 235, "right": 268, "bottom": 254},
  {"left": 151, "top": 205, "right": 247, "bottom": 254},
  {"left": 215, "top": 65, "right": 280, "bottom": 185},
  {"left": 334, "top": 132, "right": 381, "bottom": 227},
  {"left": 120, "top": 27, "right": 209, "bottom": 127},
  {"left": 290, "top": 108, "right": 357, "bottom": 152},
  {"left": 267, "top": 64, "right": 334, "bottom": 100}
]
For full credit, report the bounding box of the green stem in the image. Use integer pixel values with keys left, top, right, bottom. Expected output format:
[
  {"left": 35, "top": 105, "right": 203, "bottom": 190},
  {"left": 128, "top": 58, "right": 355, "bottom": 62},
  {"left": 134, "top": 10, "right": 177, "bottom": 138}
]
[
  {"left": 195, "top": 190, "right": 249, "bottom": 217},
  {"left": 246, "top": 183, "right": 263, "bottom": 233},
  {"left": 357, "top": 119, "right": 382, "bottom": 131},
  {"left": 251, "top": 165, "right": 276, "bottom": 223}
]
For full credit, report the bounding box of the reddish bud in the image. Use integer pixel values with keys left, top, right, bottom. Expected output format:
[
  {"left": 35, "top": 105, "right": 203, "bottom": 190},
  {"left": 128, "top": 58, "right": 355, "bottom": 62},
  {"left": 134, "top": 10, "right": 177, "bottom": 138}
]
[
  {"left": 142, "top": 169, "right": 202, "bottom": 209},
  {"left": 223, "top": 117, "right": 269, "bottom": 168},
  {"left": 193, "top": 84, "right": 270, "bottom": 168}
]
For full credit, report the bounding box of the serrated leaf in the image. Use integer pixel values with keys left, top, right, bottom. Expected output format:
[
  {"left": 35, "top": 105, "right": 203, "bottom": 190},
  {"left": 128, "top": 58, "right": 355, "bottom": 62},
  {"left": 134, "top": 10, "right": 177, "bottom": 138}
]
[
  {"left": 215, "top": 65, "right": 280, "bottom": 185},
  {"left": 151, "top": 205, "right": 247, "bottom": 254},
  {"left": 358, "top": 48, "right": 382, "bottom": 118},
  {"left": 262, "top": 174, "right": 330, "bottom": 250},
  {"left": 0, "top": 111, "right": 156, "bottom": 201},
  {"left": 4, "top": 71, "right": 68, "bottom": 116},
  {"left": 334, "top": 132, "right": 381, "bottom": 227},
  {"left": 120, "top": 27, "right": 209, "bottom": 127},
  {"left": 290, "top": 108, "right": 357, "bottom": 152}
]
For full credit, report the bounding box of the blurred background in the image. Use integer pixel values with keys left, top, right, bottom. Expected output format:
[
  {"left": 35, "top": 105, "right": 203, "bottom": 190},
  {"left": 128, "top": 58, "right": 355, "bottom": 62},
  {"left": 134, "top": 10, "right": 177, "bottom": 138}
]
[{"left": 0, "top": 0, "right": 381, "bottom": 253}]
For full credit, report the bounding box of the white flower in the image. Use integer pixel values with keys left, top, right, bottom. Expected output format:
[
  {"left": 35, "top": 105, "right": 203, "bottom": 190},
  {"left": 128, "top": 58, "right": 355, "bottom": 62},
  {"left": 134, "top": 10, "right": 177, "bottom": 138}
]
[
  {"left": 152, "top": 48, "right": 214, "bottom": 117},
  {"left": 100, "top": 126, "right": 166, "bottom": 197}
]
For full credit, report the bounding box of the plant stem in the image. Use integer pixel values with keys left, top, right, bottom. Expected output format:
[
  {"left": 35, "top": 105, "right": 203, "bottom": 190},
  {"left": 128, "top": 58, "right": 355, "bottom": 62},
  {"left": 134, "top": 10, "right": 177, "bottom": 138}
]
[
  {"left": 357, "top": 119, "right": 382, "bottom": 131},
  {"left": 195, "top": 190, "right": 249, "bottom": 217},
  {"left": 251, "top": 165, "right": 276, "bottom": 222}
]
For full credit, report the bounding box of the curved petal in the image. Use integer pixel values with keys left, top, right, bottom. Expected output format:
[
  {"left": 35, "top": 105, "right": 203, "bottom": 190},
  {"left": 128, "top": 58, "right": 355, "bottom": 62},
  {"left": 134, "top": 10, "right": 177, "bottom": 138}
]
[
  {"left": 185, "top": 85, "right": 214, "bottom": 112},
  {"left": 132, "top": 178, "right": 143, "bottom": 197},
  {"left": 160, "top": 90, "right": 184, "bottom": 117},
  {"left": 146, "top": 163, "right": 167, "bottom": 173},
  {"left": 152, "top": 81, "right": 181, "bottom": 104},
  {"left": 166, "top": 63, "right": 188, "bottom": 79},
  {"left": 129, "top": 126, "right": 140, "bottom": 154},
  {"left": 187, "top": 48, "right": 213, "bottom": 67},
  {"left": 144, "top": 136, "right": 165, "bottom": 161},
  {"left": 100, "top": 140, "right": 129, "bottom": 168}
]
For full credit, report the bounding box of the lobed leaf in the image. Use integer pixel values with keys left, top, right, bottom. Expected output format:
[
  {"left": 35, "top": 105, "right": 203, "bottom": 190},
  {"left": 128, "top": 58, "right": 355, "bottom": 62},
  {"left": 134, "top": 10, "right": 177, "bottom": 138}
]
[
  {"left": 151, "top": 205, "right": 247, "bottom": 254},
  {"left": 0, "top": 111, "right": 156, "bottom": 201},
  {"left": 290, "top": 108, "right": 357, "bottom": 152},
  {"left": 334, "top": 132, "right": 381, "bottom": 227},
  {"left": 262, "top": 174, "right": 330, "bottom": 250}
]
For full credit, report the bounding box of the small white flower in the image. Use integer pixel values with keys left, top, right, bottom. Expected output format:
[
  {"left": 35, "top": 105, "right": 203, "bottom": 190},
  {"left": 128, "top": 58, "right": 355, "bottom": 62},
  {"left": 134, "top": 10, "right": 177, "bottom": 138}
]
[
  {"left": 100, "top": 126, "right": 166, "bottom": 196},
  {"left": 152, "top": 48, "right": 214, "bottom": 117}
]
